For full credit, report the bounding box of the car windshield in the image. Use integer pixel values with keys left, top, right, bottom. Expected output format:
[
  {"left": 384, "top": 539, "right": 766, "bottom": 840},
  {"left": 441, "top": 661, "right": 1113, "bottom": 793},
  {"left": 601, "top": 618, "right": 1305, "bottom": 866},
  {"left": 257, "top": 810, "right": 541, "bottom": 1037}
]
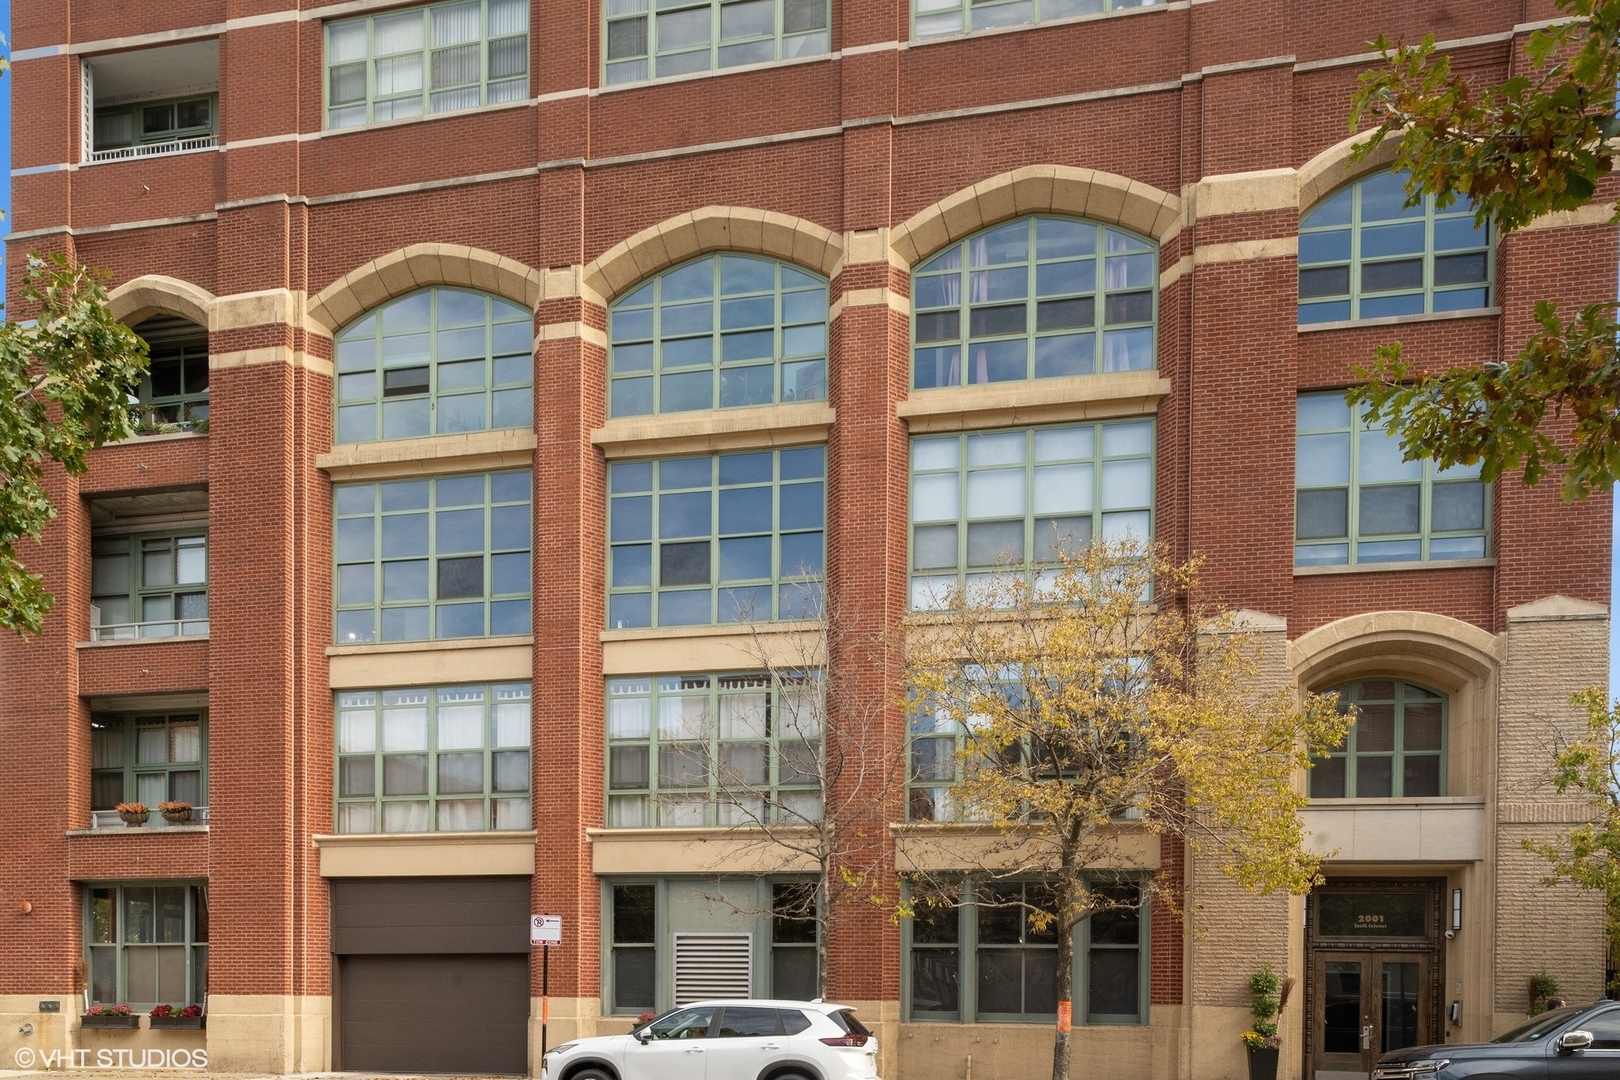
[{"left": 1492, "top": 1007, "right": 1583, "bottom": 1043}]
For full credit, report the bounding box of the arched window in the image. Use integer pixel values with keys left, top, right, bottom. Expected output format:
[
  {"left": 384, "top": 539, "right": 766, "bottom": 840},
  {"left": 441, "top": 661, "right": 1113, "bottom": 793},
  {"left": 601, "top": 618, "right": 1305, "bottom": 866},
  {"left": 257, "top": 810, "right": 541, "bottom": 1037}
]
[
  {"left": 131, "top": 315, "right": 209, "bottom": 433},
  {"left": 1311, "top": 679, "right": 1446, "bottom": 798},
  {"left": 1298, "top": 170, "right": 1492, "bottom": 324},
  {"left": 912, "top": 216, "right": 1156, "bottom": 391},
  {"left": 608, "top": 254, "right": 829, "bottom": 418},
  {"left": 334, "top": 287, "right": 533, "bottom": 444}
]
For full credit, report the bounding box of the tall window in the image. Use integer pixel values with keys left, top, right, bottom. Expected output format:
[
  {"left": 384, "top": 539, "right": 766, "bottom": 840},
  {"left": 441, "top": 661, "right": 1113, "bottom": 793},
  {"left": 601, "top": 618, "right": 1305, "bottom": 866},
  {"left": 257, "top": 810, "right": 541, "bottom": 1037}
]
[
  {"left": 335, "top": 470, "right": 532, "bottom": 643},
  {"left": 1295, "top": 392, "right": 1487, "bottom": 567},
  {"left": 604, "top": 879, "right": 820, "bottom": 1014},
  {"left": 604, "top": 0, "right": 830, "bottom": 85},
  {"left": 608, "top": 448, "right": 825, "bottom": 629},
  {"left": 914, "top": 217, "right": 1156, "bottom": 389},
  {"left": 86, "top": 884, "right": 208, "bottom": 1007},
  {"left": 609, "top": 254, "right": 828, "bottom": 417},
  {"left": 326, "top": 0, "right": 529, "bottom": 127},
  {"left": 334, "top": 288, "right": 533, "bottom": 444},
  {"left": 91, "top": 532, "right": 208, "bottom": 640},
  {"left": 606, "top": 672, "right": 821, "bottom": 827},
  {"left": 906, "top": 880, "right": 1146, "bottom": 1024},
  {"left": 913, "top": 0, "right": 1164, "bottom": 39},
  {"left": 1311, "top": 679, "right": 1446, "bottom": 799},
  {"left": 93, "top": 95, "right": 217, "bottom": 156},
  {"left": 335, "top": 682, "right": 532, "bottom": 833},
  {"left": 1298, "top": 170, "right": 1492, "bottom": 324},
  {"left": 131, "top": 316, "right": 209, "bottom": 432},
  {"left": 909, "top": 420, "right": 1153, "bottom": 609},
  {"left": 91, "top": 713, "right": 206, "bottom": 814}
]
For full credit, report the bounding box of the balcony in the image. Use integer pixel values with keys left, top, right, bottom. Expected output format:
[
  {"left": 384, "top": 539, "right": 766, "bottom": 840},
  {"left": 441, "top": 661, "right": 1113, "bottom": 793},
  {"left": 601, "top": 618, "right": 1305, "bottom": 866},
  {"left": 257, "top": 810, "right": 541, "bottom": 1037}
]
[
  {"left": 88, "top": 134, "right": 217, "bottom": 164},
  {"left": 90, "top": 806, "right": 210, "bottom": 831},
  {"left": 1301, "top": 796, "right": 1486, "bottom": 862},
  {"left": 83, "top": 41, "right": 218, "bottom": 166},
  {"left": 89, "top": 613, "right": 209, "bottom": 642}
]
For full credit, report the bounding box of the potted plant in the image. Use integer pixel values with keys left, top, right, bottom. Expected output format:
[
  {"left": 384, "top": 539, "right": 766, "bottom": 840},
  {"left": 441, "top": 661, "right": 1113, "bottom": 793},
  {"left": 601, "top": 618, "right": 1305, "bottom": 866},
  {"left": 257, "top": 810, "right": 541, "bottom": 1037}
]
[
  {"left": 157, "top": 800, "right": 193, "bottom": 824},
  {"left": 1529, "top": 971, "right": 1560, "bottom": 1014},
  {"left": 1242, "top": 965, "right": 1288, "bottom": 1080},
  {"left": 149, "top": 1003, "right": 205, "bottom": 1029},
  {"left": 115, "top": 802, "right": 148, "bottom": 826},
  {"left": 81, "top": 1004, "right": 139, "bottom": 1029}
]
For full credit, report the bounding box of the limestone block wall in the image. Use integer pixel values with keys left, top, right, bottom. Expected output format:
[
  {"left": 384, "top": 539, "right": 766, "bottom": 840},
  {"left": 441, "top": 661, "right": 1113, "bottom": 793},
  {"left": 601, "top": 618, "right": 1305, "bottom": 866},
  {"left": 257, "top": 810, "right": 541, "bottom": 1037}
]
[{"left": 1492, "top": 596, "right": 1609, "bottom": 1028}]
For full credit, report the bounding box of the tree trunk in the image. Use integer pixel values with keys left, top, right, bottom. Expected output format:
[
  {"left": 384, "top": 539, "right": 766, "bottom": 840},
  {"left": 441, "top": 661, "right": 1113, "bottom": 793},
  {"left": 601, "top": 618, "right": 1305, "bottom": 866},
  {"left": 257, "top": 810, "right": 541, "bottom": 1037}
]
[{"left": 1052, "top": 894, "right": 1075, "bottom": 1080}]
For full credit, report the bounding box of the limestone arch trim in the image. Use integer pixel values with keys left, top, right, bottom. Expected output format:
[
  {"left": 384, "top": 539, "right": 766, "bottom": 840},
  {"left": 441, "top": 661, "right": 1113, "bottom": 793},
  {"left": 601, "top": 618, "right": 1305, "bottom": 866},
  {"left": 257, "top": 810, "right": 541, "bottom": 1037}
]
[
  {"left": 583, "top": 207, "right": 844, "bottom": 306},
  {"left": 308, "top": 244, "right": 545, "bottom": 335},
  {"left": 1297, "top": 130, "right": 1403, "bottom": 217},
  {"left": 1287, "top": 610, "right": 1503, "bottom": 694},
  {"left": 107, "top": 275, "right": 215, "bottom": 331},
  {"left": 889, "top": 166, "right": 1183, "bottom": 270}
]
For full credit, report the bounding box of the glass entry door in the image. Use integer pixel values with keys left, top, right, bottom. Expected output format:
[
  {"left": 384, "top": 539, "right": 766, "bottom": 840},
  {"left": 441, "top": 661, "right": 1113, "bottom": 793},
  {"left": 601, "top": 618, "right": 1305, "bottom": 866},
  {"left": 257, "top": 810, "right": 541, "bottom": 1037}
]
[{"left": 1311, "top": 951, "right": 1430, "bottom": 1080}]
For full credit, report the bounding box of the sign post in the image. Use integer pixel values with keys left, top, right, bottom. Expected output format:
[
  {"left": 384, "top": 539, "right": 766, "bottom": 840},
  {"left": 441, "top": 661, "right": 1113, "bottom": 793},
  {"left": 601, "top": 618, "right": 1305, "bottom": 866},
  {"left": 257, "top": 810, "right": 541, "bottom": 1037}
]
[{"left": 530, "top": 915, "right": 563, "bottom": 1059}]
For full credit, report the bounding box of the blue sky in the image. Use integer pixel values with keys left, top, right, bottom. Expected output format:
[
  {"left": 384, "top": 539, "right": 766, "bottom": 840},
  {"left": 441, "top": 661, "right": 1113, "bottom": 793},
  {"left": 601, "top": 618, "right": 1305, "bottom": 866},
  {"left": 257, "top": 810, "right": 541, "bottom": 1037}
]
[{"left": 0, "top": 1, "right": 1613, "bottom": 698}]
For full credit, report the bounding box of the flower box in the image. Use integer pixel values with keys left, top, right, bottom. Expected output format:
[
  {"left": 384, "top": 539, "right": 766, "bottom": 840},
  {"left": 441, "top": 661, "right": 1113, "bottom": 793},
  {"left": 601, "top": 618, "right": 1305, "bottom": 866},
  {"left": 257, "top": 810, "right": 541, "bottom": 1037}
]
[
  {"left": 149, "top": 1015, "right": 205, "bottom": 1030},
  {"left": 80, "top": 1014, "right": 140, "bottom": 1029}
]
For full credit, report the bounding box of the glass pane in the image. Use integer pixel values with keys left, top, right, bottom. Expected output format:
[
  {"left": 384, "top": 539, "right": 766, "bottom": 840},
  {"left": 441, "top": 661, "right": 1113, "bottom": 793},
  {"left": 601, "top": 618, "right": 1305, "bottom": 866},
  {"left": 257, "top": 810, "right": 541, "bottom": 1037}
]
[
  {"left": 614, "top": 947, "right": 656, "bottom": 1010},
  {"left": 1381, "top": 962, "right": 1421, "bottom": 1052},
  {"left": 438, "top": 751, "right": 484, "bottom": 793},
  {"left": 1322, "top": 960, "right": 1363, "bottom": 1052},
  {"left": 1310, "top": 756, "right": 1346, "bottom": 798},
  {"left": 910, "top": 948, "right": 960, "bottom": 1013},
  {"left": 1088, "top": 948, "right": 1138, "bottom": 1018}
]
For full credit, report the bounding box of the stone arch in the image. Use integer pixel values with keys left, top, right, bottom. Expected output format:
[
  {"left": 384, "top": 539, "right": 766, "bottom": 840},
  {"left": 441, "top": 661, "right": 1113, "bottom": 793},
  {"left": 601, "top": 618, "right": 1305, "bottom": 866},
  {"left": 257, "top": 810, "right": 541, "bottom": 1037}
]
[
  {"left": 1297, "top": 130, "right": 1404, "bottom": 218},
  {"left": 583, "top": 207, "right": 843, "bottom": 305},
  {"left": 107, "top": 275, "right": 215, "bottom": 331},
  {"left": 1287, "top": 610, "right": 1502, "bottom": 695},
  {"left": 308, "top": 244, "right": 545, "bottom": 335},
  {"left": 889, "top": 165, "right": 1182, "bottom": 270}
]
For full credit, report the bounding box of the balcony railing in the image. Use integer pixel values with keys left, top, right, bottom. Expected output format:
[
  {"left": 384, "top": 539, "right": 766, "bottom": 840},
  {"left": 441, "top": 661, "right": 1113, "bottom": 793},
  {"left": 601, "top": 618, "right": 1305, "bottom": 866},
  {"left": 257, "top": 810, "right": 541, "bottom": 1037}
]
[
  {"left": 90, "top": 806, "right": 210, "bottom": 830},
  {"left": 87, "top": 135, "right": 218, "bottom": 164},
  {"left": 90, "top": 618, "right": 209, "bottom": 642}
]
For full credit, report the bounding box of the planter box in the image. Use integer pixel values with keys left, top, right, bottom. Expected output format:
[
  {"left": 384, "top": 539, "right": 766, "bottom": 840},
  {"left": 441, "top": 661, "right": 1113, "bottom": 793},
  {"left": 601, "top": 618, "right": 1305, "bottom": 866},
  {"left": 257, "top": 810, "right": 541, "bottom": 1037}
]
[
  {"left": 1247, "top": 1046, "right": 1280, "bottom": 1080},
  {"left": 149, "top": 1015, "right": 205, "bottom": 1029},
  {"left": 80, "top": 1014, "right": 140, "bottom": 1029}
]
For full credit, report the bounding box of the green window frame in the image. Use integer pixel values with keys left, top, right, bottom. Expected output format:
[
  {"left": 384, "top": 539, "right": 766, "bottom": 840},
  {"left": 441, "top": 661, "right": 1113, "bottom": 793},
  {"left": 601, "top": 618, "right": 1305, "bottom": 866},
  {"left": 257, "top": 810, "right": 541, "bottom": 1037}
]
[
  {"left": 1310, "top": 679, "right": 1447, "bottom": 799},
  {"left": 609, "top": 254, "right": 828, "bottom": 417},
  {"left": 335, "top": 681, "right": 532, "bottom": 833},
  {"left": 903, "top": 880, "right": 1147, "bottom": 1024},
  {"left": 604, "top": 0, "right": 830, "bottom": 85},
  {"left": 86, "top": 883, "right": 208, "bottom": 1008},
  {"left": 334, "top": 470, "right": 532, "bottom": 644},
  {"left": 91, "top": 531, "right": 209, "bottom": 640},
  {"left": 913, "top": 0, "right": 1164, "bottom": 40},
  {"left": 603, "top": 878, "right": 820, "bottom": 1015},
  {"left": 325, "top": 0, "right": 529, "bottom": 128},
  {"left": 92, "top": 93, "right": 217, "bottom": 152},
  {"left": 605, "top": 672, "right": 822, "bottom": 827},
  {"left": 909, "top": 420, "right": 1154, "bottom": 609},
  {"left": 607, "top": 447, "right": 825, "bottom": 629},
  {"left": 1298, "top": 169, "right": 1493, "bottom": 324},
  {"left": 913, "top": 216, "right": 1156, "bottom": 390},
  {"left": 131, "top": 316, "right": 209, "bottom": 432},
  {"left": 1295, "top": 392, "right": 1488, "bottom": 567},
  {"left": 91, "top": 713, "right": 208, "bottom": 817},
  {"left": 334, "top": 287, "right": 533, "bottom": 444}
]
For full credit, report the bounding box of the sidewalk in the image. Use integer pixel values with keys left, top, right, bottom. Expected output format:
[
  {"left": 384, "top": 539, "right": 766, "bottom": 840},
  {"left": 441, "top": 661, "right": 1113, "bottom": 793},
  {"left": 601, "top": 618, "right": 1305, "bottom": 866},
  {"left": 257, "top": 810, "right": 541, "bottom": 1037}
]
[{"left": 0, "top": 1073, "right": 523, "bottom": 1079}]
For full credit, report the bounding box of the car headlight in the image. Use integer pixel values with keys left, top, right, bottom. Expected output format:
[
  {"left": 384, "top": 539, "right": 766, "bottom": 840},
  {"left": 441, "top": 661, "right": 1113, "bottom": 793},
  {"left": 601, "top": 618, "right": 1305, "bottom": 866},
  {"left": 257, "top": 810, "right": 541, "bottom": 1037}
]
[{"left": 546, "top": 1043, "right": 577, "bottom": 1057}]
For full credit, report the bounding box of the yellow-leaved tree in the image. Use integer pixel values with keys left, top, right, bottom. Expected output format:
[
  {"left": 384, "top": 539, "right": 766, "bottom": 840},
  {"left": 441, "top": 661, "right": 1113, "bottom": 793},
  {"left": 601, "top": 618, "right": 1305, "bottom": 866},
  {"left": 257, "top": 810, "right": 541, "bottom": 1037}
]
[{"left": 901, "top": 539, "right": 1349, "bottom": 1080}]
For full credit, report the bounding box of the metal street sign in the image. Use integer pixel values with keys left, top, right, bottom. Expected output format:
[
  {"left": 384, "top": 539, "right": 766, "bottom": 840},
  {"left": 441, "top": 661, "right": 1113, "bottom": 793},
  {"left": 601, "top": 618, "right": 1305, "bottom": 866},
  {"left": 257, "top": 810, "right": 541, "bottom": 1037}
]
[{"left": 531, "top": 914, "right": 562, "bottom": 945}]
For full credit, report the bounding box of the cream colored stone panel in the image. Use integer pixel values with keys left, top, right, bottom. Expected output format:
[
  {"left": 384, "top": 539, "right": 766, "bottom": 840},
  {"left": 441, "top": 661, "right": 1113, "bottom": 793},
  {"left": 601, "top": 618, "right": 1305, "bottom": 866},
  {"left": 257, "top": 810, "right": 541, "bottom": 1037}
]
[
  {"left": 893, "top": 824, "right": 1160, "bottom": 872},
  {"left": 897, "top": 1021, "right": 1156, "bottom": 1080},
  {"left": 531, "top": 997, "right": 609, "bottom": 1073},
  {"left": 537, "top": 321, "right": 609, "bottom": 347},
  {"left": 828, "top": 287, "right": 909, "bottom": 322},
  {"left": 1298, "top": 130, "right": 1403, "bottom": 211},
  {"left": 898, "top": 370, "right": 1170, "bottom": 433},
  {"left": 1518, "top": 203, "right": 1616, "bottom": 232},
  {"left": 1193, "top": 237, "right": 1298, "bottom": 264},
  {"left": 204, "top": 995, "right": 331, "bottom": 1073},
  {"left": 592, "top": 402, "right": 834, "bottom": 459},
  {"left": 588, "top": 827, "right": 821, "bottom": 874},
  {"left": 314, "top": 832, "right": 538, "bottom": 877},
  {"left": 210, "top": 346, "right": 333, "bottom": 377},
  {"left": 837, "top": 226, "right": 894, "bottom": 274},
  {"left": 890, "top": 165, "right": 1182, "bottom": 269},
  {"left": 601, "top": 624, "right": 822, "bottom": 673},
  {"left": 211, "top": 287, "right": 301, "bottom": 331},
  {"left": 1194, "top": 167, "right": 1299, "bottom": 217},
  {"left": 1301, "top": 799, "right": 1486, "bottom": 861},
  {"left": 658, "top": 212, "right": 703, "bottom": 266},
  {"left": 327, "top": 639, "right": 533, "bottom": 687},
  {"left": 107, "top": 274, "right": 215, "bottom": 330},
  {"left": 317, "top": 428, "right": 537, "bottom": 480},
  {"left": 1160, "top": 253, "right": 1194, "bottom": 290},
  {"left": 1289, "top": 610, "right": 1503, "bottom": 688},
  {"left": 309, "top": 244, "right": 544, "bottom": 334}
]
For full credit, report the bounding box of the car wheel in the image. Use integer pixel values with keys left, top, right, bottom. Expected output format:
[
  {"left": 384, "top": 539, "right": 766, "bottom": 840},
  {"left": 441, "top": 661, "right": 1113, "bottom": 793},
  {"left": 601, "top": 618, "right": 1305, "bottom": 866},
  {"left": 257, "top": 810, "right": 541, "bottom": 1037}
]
[
  {"left": 568, "top": 1068, "right": 616, "bottom": 1080},
  {"left": 769, "top": 1072, "right": 813, "bottom": 1080}
]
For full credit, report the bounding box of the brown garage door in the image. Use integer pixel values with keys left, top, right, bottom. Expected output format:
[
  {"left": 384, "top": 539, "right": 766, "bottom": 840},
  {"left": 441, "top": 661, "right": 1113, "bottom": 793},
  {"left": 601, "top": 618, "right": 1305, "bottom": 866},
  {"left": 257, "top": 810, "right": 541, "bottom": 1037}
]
[{"left": 332, "top": 878, "right": 529, "bottom": 1074}]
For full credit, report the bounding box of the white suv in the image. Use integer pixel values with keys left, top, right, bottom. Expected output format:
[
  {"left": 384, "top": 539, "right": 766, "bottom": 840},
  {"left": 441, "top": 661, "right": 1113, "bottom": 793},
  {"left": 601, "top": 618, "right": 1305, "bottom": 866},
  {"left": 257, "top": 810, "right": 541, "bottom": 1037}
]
[{"left": 541, "top": 999, "right": 880, "bottom": 1080}]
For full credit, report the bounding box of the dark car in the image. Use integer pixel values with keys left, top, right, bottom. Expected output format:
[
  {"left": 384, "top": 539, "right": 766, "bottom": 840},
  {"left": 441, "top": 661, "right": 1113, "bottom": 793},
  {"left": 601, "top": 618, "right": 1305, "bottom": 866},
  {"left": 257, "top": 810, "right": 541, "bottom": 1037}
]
[{"left": 1373, "top": 1000, "right": 1620, "bottom": 1079}]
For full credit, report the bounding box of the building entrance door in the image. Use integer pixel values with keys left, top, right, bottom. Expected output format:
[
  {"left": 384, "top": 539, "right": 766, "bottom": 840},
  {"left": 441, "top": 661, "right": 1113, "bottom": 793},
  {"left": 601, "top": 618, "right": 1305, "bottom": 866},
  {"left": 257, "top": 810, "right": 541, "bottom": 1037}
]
[{"left": 1311, "top": 951, "right": 1431, "bottom": 1080}]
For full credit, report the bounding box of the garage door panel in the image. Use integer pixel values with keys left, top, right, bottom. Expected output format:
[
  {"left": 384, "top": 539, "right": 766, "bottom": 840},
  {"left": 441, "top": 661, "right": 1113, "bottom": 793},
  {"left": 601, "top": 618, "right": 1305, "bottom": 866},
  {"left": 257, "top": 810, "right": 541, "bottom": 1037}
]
[
  {"left": 340, "top": 954, "right": 528, "bottom": 1074},
  {"left": 331, "top": 878, "right": 530, "bottom": 954}
]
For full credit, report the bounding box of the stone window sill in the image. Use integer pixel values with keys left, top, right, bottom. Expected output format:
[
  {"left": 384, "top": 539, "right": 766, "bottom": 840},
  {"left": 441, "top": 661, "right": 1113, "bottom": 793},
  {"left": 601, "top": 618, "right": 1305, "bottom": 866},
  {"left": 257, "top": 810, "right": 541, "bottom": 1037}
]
[
  {"left": 1297, "top": 307, "right": 1500, "bottom": 334},
  {"left": 1294, "top": 558, "right": 1495, "bottom": 577}
]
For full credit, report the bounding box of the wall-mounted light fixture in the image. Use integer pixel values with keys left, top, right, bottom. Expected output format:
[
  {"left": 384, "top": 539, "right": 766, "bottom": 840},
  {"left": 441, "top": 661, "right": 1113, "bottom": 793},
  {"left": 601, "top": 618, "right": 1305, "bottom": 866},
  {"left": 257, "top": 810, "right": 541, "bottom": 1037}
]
[
  {"left": 1451, "top": 888, "right": 1463, "bottom": 933},
  {"left": 17, "top": 901, "right": 31, "bottom": 915}
]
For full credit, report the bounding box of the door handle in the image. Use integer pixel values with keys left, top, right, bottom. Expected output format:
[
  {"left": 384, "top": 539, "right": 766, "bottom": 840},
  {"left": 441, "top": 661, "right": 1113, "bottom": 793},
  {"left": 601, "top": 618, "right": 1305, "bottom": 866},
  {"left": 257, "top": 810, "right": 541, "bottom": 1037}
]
[
  {"left": 685, "top": 1047, "right": 705, "bottom": 1054},
  {"left": 761, "top": 1043, "right": 781, "bottom": 1050}
]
